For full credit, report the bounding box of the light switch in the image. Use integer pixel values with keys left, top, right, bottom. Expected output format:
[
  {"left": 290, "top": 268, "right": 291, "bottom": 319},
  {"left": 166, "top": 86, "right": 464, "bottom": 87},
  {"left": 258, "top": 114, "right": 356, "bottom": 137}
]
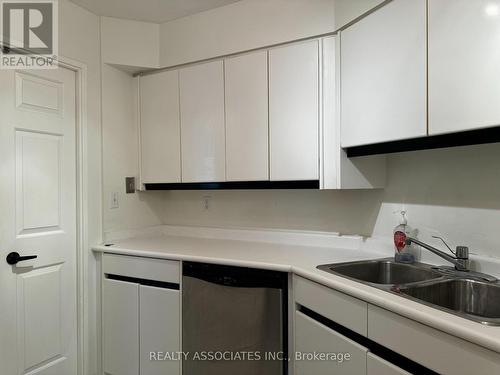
[{"left": 110, "top": 192, "right": 119, "bottom": 209}]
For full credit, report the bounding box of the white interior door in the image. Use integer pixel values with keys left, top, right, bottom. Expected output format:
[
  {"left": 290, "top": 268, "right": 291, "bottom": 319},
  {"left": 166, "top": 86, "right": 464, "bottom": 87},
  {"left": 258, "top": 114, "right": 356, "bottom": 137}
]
[{"left": 0, "top": 67, "right": 78, "bottom": 375}]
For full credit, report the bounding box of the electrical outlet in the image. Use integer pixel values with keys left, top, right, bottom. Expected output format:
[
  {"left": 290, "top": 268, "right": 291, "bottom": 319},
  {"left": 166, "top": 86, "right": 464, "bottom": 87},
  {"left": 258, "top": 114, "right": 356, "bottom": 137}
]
[
  {"left": 202, "top": 195, "right": 211, "bottom": 211},
  {"left": 110, "top": 192, "right": 119, "bottom": 209}
]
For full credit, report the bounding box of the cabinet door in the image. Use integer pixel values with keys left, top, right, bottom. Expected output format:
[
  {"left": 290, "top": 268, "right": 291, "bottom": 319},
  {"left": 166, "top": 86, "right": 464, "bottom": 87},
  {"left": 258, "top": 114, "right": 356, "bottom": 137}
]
[
  {"left": 140, "top": 285, "right": 181, "bottom": 375},
  {"left": 429, "top": 0, "right": 500, "bottom": 135},
  {"left": 103, "top": 279, "right": 139, "bottom": 375},
  {"left": 180, "top": 60, "right": 225, "bottom": 182},
  {"left": 340, "top": 0, "right": 427, "bottom": 147},
  {"left": 140, "top": 70, "right": 181, "bottom": 183},
  {"left": 225, "top": 51, "right": 269, "bottom": 181},
  {"left": 367, "top": 353, "right": 410, "bottom": 375},
  {"left": 294, "top": 311, "right": 367, "bottom": 375},
  {"left": 269, "top": 40, "right": 319, "bottom": 181}
]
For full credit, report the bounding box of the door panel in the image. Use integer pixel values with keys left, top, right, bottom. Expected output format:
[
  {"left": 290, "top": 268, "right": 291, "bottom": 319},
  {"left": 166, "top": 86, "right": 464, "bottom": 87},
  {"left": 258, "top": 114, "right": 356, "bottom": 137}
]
[
  {"left": 103, "top": 278, "right": 139, "bottom": 375},
  {"left": 269, "top": 40, "right": 319, "bottom": 181},
  {"left": 367, "top": 353, "right": 410, "bottom": 375},
  {"left": 179, "top": 60, "right": 225, "bottom": 183},
  {"left": 140, "top": 285, "right": 181, "bottom": 375},
  {"left": 0, "top": 67, "right": 77, "bottom": 375},
  {"left": 294, "top": 311, "right": 367, "bottom": 375},
  {"left": 15, "top": 72, "right": 63, "bottom": 116},
  {"left": 19, "top": 265, "right": 63, "bottom": 370},
  {"left": 16, "top": 131, "right": 62, "bottom": 234},
  {"left": 140, "top": 70, "right": 181, "bottom": 183},
  {"left": 428, "top": 0, "right": 500, "bottom": 135},
  {"left": 340, "top": 0, "right": 427, "bottom": 147},
  {"left": 225, "top": 51, "right": 269, "bottom": 181}
]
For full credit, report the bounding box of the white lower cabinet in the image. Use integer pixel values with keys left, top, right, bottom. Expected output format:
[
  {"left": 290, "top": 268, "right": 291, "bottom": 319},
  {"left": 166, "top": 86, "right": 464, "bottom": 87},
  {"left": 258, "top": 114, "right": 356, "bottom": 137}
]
[
  {"left": 368, "top": 304, "right": 500, "bottom": 375},
  {"left": 102, "top": 255, "right": 181, "bottom": 375},
  {"left": 294, "top": 310, "right": 367, "bottom": 375},
  {"left": 103, "top": 279, "right": 140, "bottom": 375},
  {"left": 140, "top": 285, "right": 181, "bottom": 375},
  {"left": 367, "top": 353, "right": 410, "bottom": 375}
]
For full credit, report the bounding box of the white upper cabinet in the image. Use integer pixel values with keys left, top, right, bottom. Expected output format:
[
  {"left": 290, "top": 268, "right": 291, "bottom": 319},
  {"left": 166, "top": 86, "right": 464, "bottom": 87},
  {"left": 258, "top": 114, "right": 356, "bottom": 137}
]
[
  {"left": 429, "top": 0, "right": 500, "bottom": 135},
  {"left": 180, "top": 60, "right": 225, "bottom": 182},
  {"left": 225, "top": 51, "right": 269, "bottom": 181},
  {"left": 340, "top": 0, "right": 427, "bottom": 147},
  {"left": 139, "top": 70, "right": 181, "bottom": 184},
  {"left": 269, "top": 40, "right": 319, "bottom": 181}
]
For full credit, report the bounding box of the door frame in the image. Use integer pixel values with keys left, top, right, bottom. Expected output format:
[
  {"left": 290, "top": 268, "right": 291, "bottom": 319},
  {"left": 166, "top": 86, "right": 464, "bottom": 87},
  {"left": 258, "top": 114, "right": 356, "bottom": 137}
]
[{"left": 56, "top": 55, "right": 89, "bottom": 375}]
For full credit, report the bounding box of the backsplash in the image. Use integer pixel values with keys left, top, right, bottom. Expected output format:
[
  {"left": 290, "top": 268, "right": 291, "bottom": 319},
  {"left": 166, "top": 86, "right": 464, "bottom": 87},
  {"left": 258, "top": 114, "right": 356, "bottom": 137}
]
[{"left": 157, "top": 143, "right": 500, "bottom": 258}]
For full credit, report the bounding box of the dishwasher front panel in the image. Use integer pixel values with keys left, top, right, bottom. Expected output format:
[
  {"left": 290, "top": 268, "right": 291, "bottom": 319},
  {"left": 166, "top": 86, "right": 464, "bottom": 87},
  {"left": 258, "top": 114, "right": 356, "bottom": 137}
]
[{"left": 182, "top": 263, "right": 287, "bottom": 375}]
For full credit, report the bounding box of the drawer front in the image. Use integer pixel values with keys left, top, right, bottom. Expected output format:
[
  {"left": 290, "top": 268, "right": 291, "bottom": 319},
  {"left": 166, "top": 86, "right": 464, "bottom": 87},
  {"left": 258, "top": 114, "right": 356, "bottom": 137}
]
[
  {"left": 103, "top": 253, "right": 180, "bottom": 284},
  {"left": 367, "top": 353, "right": 410, "bottom": 375},
  {"left": 294, "top": 275, "right": 368, "bottom": 336},
  {"left": 295, "top": 311, "right": 367, "bottom": 375},
  {"left": 368, "top": 304, "right": 500, "bottom": 375}
]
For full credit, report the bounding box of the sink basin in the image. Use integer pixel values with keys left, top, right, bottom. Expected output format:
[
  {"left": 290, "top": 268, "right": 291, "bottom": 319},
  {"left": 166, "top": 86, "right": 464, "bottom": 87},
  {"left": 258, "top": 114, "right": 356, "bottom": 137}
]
[
  {"left": 317, "top": 259, "right": 443, "bottom": 286},
  {"left": 400, "top": 279, "right": 500, "bottom": 325}
]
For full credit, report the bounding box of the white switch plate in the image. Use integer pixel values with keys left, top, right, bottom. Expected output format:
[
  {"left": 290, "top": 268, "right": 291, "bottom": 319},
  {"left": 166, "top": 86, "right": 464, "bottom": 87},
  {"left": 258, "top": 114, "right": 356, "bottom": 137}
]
[{"left": 110, "top": 192, "right": 119, "bottom": 209}]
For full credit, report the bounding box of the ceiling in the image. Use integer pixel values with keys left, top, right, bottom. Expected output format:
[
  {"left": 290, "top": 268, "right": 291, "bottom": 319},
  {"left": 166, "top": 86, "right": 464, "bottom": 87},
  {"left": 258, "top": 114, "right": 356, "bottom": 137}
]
[{"left": 69, "top": 0, "right": 242, "bottom": 23}]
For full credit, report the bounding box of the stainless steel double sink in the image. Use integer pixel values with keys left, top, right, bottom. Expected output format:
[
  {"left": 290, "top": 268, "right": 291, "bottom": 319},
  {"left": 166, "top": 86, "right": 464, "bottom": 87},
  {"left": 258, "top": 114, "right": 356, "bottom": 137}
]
[{"left": 317, "top": 259, "right": 500, "bottom": 326}]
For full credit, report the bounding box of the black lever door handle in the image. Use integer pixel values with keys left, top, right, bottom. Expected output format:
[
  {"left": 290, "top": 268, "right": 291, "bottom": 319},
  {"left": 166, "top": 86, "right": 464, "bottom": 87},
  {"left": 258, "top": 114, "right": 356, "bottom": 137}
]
[{"left": 6, "top": 252, "right": 37, "bottom": 265}]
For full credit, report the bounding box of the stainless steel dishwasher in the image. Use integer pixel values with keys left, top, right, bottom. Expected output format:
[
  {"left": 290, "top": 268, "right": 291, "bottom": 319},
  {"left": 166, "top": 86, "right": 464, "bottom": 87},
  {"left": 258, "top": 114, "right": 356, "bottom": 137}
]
[{"left": 182, "top": 262, "right": 288, "bottom": 375}]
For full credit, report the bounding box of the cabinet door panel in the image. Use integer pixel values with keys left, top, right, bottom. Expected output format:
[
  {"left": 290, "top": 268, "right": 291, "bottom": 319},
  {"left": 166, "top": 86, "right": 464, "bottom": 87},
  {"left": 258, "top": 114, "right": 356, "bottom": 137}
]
[
  {"left": 341, "top": 0, "right": 427, "bottom": 147},
  {"left": 225, "top": 51, "right": 269, "bottom": 181},
  {"left": 429, "top": 0, "right": 500, "bottom": 135},
  {"left": 140, "top": 70, "right": 181, "bottom": 183},
  {"left": 367, "top": 353, "right": 410, "bottom": 375},
  {"left": 140, "top": 285, "right": 181, "bottom": 375},
  {"left": 294, "top": 311, "right": 367, "bottom": 375},
  {"left": 368, "top": 304, "right": 500, "bottom": 375},
  {"left": 180, "top": 60, "right": 225, "bottom": 182},
  {"left": 269, "top": 40, "right": 319, "bottom": 181},
  {"left": 103, "top": 279, "right": 139, "bottom": 375}
]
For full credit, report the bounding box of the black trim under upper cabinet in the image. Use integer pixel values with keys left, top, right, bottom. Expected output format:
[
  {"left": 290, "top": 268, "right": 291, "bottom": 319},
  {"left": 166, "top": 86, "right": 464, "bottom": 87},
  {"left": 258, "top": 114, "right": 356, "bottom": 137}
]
[
  {"left": 345, "top": 126, "right": 500, "bottom": 157},
  {"left": 144, "top": 180, "right": 319, "bottom": 191}
]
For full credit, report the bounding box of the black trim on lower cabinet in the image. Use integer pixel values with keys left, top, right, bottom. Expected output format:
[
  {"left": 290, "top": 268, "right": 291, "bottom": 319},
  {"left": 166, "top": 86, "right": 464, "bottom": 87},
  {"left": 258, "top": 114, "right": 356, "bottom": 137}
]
[
  {"left": 144, "top": 180, "right": 319, "bottom": 191},
  {"left": 345, "top": 126, "right": 500, "bottom": 157},
  {"left": 297, "top": 305, "right": 439, "bottom": 375},
  {"left": 105, "top": 274, "right": 180, "bottom": 290}
]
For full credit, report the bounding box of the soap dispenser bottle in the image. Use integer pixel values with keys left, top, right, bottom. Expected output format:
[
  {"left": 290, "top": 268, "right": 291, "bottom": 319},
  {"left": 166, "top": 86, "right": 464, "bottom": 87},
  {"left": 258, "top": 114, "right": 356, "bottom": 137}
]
[{"left": 393, "top": 211, "right": 415, "bottom": 263}]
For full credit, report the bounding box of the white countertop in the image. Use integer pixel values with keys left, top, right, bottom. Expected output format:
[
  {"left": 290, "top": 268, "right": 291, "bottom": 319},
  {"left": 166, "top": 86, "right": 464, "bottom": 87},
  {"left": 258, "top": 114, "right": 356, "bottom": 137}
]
[{"left": 93, "top": 226, "right": 500, "bottom": 354}]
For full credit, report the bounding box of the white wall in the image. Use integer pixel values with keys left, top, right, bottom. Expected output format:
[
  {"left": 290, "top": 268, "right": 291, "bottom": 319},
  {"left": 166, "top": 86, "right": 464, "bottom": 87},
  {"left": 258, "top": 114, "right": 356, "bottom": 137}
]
[
  {"left": 161, "top": 189, "right": 383, "bottom": 234},
  {"left": 372, "top": 144, "right": 500, "bottom": 259},
  {"left": 59, "top": 1, "right": 101, "bottom": 374},
  {"left": 101, "top": 17, "right": 160, "bottom": 70},
  {"left": 159, "top": 143, "right": 500, "bottom": 260},
  {"left": 101, "top": 64, "right": 167, "bottom": 237},
  {"left": 159, "top": 0, "right": 338, "bottom": 66}
]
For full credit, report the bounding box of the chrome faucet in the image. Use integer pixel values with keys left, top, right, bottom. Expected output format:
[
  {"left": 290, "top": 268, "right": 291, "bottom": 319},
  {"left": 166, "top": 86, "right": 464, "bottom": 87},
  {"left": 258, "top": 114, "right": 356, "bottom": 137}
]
[{"left": 405, "top": 237, "right": 470, "bottom": 271}]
